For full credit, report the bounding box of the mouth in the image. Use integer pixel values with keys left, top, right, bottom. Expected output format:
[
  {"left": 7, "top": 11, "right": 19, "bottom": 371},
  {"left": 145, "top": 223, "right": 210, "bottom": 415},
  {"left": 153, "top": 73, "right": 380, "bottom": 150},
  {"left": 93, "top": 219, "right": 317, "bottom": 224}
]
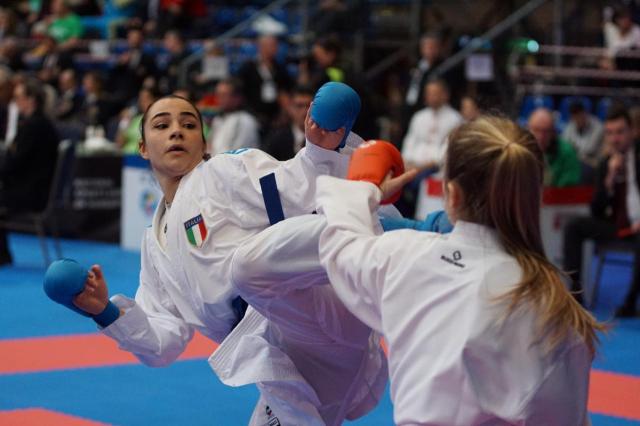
[{"left": 166, "top": 144, "right": 188, "bottom": 153}]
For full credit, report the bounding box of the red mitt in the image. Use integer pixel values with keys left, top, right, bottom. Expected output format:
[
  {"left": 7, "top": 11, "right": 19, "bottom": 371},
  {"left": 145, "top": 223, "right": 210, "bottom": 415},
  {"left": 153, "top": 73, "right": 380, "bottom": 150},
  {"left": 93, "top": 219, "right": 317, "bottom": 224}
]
[{"left": 347, "top": 140, "right": 405, "bottom": 204}]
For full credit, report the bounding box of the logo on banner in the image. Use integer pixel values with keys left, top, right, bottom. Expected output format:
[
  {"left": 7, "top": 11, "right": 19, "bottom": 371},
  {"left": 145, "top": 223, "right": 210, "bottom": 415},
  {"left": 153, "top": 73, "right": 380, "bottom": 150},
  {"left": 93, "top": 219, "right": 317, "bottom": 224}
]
[
  {"left": 140, "top": 190, "right": 159, "bottom": 217},
  {"left": 184, "top": 214, "right": 208, "bottom": 247}
]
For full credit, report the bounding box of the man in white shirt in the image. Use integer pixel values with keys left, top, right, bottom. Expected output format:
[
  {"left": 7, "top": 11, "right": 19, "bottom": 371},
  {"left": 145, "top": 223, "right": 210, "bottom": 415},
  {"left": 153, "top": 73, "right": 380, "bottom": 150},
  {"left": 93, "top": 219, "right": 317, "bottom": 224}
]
[
  {"left": 401, "top": 79, "right": 462, "bottom": 219},
  {"left": 561, "top": 101, "right": 603, "bottom": 167},
  {"left": 402, "top": 79, "right": 462, "bottom": 172},
  {"left": 207, "top": 78, "right": 260, "bottom": 155}
]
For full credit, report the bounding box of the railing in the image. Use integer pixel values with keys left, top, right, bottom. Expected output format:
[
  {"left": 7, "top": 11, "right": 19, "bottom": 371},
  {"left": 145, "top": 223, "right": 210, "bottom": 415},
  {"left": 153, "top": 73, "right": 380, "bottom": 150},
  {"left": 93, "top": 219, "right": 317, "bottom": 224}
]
[{"left": 513, "top": 44, "right": 640, "bottom": 102}]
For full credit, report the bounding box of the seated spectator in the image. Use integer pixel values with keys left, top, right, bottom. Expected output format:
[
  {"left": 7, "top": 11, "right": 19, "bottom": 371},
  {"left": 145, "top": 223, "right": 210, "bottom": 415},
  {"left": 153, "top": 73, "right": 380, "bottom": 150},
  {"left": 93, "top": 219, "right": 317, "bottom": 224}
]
[
  {"left": 115, "top": 86, "right": 158, "bottom": 154},
  {"left": 78, "top": 71, "right": 117, "bottom": 133},
  {"left": 55, "top": 68, "right": 82, "bottom": 122},
  {"left": 261, "top": 85, "right": 313, "bottom": 161},
  {"left": 601, "top": 4, "right": 640, "bottom": 70},
  {"left": 110, "top": 24, "right": 157, "bottom": 105},
  {"left": 156, "top": 0, "right": 207, "bottom": 37},
  {"left": 32, "top": 0, "right": 84, "bottom": 52},
  {"left": 0, "top": 65, "right": 16, "bottom": 144},
  {"left": 0, "top": 37, "right": 24, "bottom": 71},
  {"left": 0, "top": 7, "right": 19, "bottom": 39},
  {"left": 562, "top": 101, "right": 604, "bottom": 168},
  {"left": 189, "top": 40, "right": 229, "bottom": 94},
  {"left": 460, "top": 95, "right": 480, "bottom": 122},
  {"left": 0, "top": 78, "right": 60, "bottom": 265},
  {"left": 238, "top": 34, "right": 293, "bottom": 133},
  {"left": 27, "top": 35, "right": 74, "bottom": 87},
  {"left": 206, "top": 78, "right": 259, "bottom": 155},
  {"left": 563, "top": 108, "right": 640, "bottom": 316},
  {"left": 53, "top": 67, "right": 84, "bottom": 140},
  {"left": 157, "top": 29, "right": 189, "bottom": 95},
  {"left": 528, "top": 108, "right": 581, "bottom": 186},
  {"left": 299, "top": 35, "right": 346, "bottom": 90}
]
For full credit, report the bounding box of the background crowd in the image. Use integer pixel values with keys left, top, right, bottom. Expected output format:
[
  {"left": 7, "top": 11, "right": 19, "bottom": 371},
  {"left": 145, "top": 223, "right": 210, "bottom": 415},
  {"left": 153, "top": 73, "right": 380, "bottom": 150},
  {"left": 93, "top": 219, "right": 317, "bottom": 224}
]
[{"left": 1, "top": 0, "right": 640, "bottom": 317}]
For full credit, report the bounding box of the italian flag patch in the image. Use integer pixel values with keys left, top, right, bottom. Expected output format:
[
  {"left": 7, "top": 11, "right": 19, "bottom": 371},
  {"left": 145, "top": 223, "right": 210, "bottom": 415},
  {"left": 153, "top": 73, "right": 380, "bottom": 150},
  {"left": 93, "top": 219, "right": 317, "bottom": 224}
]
[{"left": 184, "top": 214, "right": 207, "bottom": 247}]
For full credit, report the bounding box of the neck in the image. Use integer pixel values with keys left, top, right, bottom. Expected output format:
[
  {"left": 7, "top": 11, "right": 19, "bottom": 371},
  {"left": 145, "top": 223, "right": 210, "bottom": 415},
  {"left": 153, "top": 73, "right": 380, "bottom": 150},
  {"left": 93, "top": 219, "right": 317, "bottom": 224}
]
[{"left": 157, "top": 174, "right": 181, "bottom": 204}]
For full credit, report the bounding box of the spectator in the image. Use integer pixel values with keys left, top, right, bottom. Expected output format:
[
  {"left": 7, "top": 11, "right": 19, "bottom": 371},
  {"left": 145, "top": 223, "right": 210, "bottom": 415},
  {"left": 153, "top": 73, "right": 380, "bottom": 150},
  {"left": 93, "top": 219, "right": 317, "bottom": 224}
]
[
  {"left": 562, "top": 101, "right": 604, "bottom": 169},
  {"left": 189, "top": 40, "right": 229, "bottom": 94},
  {"left": 156, "top": 0, "right": 207, "bottom": 36},
  {"left": 261, "top": 85, "right": 313, "bottom": 161},
  {"left": 563, "top": 108, "right": 640, "bottom": 315},
  {"left": 53, "top": 68, "right": 83, "bottom": 140},
  {"left": 28, "top": 35, "right": 73, "bottom": 87},
  {"left": 400, "top": 79, "right": 462, "bottom": 219},
  {"left": 629, "top": 105, "right": 640, "bottom": 140},
  {"left": 404, "top": 33, "right": 445, "bottom": 115},
  {"left": 528, "top": 108, "right": 581, "bottom": 187},
  {"left": 0, "top": 78, "right": 60, "bottom": 265},
  {"left": 0, "top": 37, "right": 24, "bottom": 71},
  {"left": 33, "top": 0, "right": 84, "bottom": 51},
  {"left": 0, "top": 66, "right": 16, "bottom": 144},
  {"left": 602, "top": 5, "right": 640, "bottom": 69},
  {"left": 299, "top": 35, "right": 346, "bottom": 90},
  {"left": 115, "top": 86, "right": 158, "bottom": 154},
  {"left": 158, "top": 29, "right": 189, "bottom": 95},
  {"left": 401, "top": 79, "right": 463, "bottom": 172},
  {"left": 0, "top": 7, "right": 19, "bottom": 39},
  {"left": 206, "top": 78, "right": 259, "bottom": 155},
  {"left": 110, "top": 24, "right": 157, "bottom": 105},
  {"left": 237, "top": 34, "right": 293, "bottom": 133},
  {"left": 55, "top": 67, "right": 82, "bottom": 121},
  {"left": 78, "top": 71, "right": 116, "bottom": 132},
  {"left": 460, "top": 95, "right": 481, "bottom": 122}
]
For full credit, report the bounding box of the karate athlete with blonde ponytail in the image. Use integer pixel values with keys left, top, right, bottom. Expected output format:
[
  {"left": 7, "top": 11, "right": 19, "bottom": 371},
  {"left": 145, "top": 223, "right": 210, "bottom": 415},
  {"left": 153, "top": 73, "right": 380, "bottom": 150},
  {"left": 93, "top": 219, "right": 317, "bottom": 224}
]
[{"left": 316, "top": 116, "right": 605, "bottom": 425}]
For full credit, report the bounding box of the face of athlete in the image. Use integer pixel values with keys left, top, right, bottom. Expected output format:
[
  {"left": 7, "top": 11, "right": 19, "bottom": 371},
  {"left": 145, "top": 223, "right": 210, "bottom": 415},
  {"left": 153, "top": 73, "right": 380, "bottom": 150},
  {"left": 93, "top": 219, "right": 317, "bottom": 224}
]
[{"left": 139, "top": 97, "right": 205, "bottom": 180}]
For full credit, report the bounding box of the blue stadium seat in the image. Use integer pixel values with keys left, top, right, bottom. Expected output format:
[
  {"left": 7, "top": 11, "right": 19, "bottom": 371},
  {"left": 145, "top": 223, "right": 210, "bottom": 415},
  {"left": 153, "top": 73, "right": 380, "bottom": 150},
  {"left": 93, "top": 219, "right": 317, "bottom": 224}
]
[
  {"left": 518, "top": 95, "right": 554, "bottom": 126},
  {"left": 596, "top": 97, "right": 614, "bottom": 121}
]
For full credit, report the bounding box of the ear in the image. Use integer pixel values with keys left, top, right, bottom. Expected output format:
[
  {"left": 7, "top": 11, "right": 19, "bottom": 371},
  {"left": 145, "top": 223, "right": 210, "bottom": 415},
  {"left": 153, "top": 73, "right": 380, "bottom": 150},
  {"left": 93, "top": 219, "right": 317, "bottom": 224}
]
[
  {"left": 138, "top": 139, "right": 149, "bottom": 159},
  {"left": 445, "top": 181, "right": 463, "bottom": 223}
]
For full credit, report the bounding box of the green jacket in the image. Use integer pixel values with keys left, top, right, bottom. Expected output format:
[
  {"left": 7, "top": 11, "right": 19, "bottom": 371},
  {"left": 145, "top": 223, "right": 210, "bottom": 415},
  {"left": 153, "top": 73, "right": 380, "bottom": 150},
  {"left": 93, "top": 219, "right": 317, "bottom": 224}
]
[{"left": 545, "top": 137, "right": 581, "bottom": 187}]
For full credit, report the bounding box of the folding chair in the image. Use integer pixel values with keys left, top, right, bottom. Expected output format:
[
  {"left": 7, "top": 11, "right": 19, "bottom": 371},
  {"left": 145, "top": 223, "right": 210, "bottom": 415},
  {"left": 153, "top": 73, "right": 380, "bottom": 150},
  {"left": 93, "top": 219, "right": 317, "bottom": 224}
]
[
  {"left": 0, "top": 140, "right": 76, "bottom": 266},
  {"left": 589, "top": 240, "right": 636, "bottom": 309}
]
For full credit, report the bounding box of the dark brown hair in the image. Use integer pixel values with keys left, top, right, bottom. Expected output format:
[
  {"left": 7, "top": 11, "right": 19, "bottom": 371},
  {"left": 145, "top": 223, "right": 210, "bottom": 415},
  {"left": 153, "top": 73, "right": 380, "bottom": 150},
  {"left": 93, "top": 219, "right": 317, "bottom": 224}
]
[{"left": 140, "top": 95, "right": 209, "bottom": 160}]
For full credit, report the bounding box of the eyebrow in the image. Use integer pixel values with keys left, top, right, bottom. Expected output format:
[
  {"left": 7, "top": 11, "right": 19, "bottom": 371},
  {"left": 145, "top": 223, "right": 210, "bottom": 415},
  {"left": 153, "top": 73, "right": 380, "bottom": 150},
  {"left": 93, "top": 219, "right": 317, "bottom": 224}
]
[{"left": 151, "top": 111, "right": 199, "bottom": 120}]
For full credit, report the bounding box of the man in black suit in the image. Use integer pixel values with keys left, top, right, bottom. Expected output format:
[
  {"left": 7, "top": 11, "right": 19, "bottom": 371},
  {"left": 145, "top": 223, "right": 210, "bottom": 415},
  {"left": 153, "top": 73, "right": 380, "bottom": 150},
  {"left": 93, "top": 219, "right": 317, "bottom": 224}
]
[
  {"left": 261, "top": 85, "right": 313, "bottom": 161},
  {"left": 237, "top": 34, "right": 293, "bottom": 135},
  {"left": 0, "top": 78, "right": 60, "bottom": 265},
  {"left": 563, "top": 107, "right": 640, "bottom": 316},
  {"left": 111, "top": 25, "right": 157, "bottom": 105}
]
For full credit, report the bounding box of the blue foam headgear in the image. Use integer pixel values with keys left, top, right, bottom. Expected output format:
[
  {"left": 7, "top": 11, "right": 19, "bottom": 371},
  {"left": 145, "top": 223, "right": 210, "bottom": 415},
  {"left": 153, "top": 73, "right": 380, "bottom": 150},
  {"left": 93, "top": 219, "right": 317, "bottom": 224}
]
[
  {"left": 310, "top": 82, "right": 361, "bottom": 148},
  {"left": 43, "top": 259, "right": 91, "bottom": 317}
]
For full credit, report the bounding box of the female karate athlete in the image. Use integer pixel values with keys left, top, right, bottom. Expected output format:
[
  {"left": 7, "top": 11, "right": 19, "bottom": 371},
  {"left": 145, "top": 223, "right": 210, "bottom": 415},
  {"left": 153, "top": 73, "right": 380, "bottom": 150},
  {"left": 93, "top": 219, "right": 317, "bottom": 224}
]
[
  {"left": 316, "top": 116, "right": 605, "bottom": 425},
  {"left": 63, "top": 86, "right": 388, "bottom": 425}
]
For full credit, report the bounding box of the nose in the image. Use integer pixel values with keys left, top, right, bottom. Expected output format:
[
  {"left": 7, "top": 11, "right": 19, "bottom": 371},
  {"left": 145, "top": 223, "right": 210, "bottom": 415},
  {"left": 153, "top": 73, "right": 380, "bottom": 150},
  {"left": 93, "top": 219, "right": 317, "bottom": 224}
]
[{"left": 169, "top": 122, "right": 184, "bottom": 140}]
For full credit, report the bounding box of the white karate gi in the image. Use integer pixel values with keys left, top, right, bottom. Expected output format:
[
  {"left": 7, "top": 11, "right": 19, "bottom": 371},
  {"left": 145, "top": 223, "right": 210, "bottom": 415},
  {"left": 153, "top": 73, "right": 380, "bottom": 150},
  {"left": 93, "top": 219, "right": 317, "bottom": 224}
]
[
  {"left": 101, "top": 134, "right": 387, "bottom": 425},
  {"left": 316, "top": 176, "right": 592, "bottom": 426}
]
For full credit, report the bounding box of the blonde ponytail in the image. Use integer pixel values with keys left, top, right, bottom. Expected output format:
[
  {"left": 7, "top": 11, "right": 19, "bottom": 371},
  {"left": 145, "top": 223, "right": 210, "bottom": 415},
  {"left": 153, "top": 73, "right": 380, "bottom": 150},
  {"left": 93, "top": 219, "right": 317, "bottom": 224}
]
[{"left": 445, "top": 116, "right": 605, "bottom": 355}]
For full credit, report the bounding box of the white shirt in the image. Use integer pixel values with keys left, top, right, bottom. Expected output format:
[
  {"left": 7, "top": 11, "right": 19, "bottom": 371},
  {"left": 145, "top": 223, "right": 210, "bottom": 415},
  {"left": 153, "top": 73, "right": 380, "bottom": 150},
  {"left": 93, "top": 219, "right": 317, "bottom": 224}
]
[
  {"left": 101, "top": 134, "right": 386, "bottom": 425},
  {"left": 402, "top": 104, "right": 463, "bottom": 166},
  {"left": 316, "top": 176, "right": 592, "bottom": 425},
  {"left": 626, "top": 147, "right": 640, "bottom": 224},
  {"left": 561, "top": 114, "right": 603, "bottom": 162},
  {"left": 604, "top": 21, "right": 640, "bottom": 56},
  {"left": 208, "top": 110, "right": 260, "bottom": 155}
]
